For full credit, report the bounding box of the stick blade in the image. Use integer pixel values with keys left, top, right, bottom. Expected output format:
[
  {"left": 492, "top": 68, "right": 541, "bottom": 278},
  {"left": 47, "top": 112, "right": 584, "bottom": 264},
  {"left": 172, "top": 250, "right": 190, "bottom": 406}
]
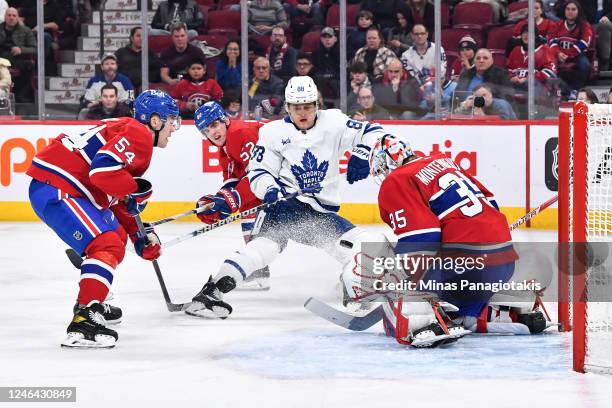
[
  {"left": 304, "top": 297, "right": 383, "bottom": 331},
  {"left": 65, "top": 248, "right": 83, "bottom": 269}
]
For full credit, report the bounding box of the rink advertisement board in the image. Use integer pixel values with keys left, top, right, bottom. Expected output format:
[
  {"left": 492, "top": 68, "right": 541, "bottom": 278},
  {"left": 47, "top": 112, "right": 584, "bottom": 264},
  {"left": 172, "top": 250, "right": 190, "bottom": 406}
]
[{"left": 0, "top": 120, "right": 558, "bottom": 228}]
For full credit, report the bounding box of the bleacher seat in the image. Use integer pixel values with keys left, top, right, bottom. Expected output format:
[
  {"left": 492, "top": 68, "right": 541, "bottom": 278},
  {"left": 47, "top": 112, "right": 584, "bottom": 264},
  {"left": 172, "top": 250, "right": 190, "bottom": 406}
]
[
  {"left": 441, "top": 28, "right": 483, "bottom": 53},
  {"left": 300, "top": 30, "right": 321, "bottom": 55},
  {"left": 445, "top": 50, "right": 458, "bottom": 78},
  {"left": 326, "top": 4, "right": 360, "bottom": 29},
  {"left": 441, "top": 2, "right": 451, "bottom": 27},
  {"left": 195, "top": 34, "right": 230, "bottom": 50},
  {"left": 250, "top": 34, "right": 272, "bottom": 51},
  {"left": 149, "top": 35, "right": 173, "bottom": 54},
  {"left": 491, "top": 50, "right": 507, "bottom": 67},
  {"left": 453, "top": 2, "right": 494, "bottom": 28},
  {"left": 508, "top": 1, "right": 529, "bottom": 15},
  {"left": 487, "top": 25, "right": 515, "bottom": 51},
  {"left": 206, "top": 10, "right": 241, "bottom": 35},
  {"left": 196, "top": 0, "right": 216, "bottom": 7}
]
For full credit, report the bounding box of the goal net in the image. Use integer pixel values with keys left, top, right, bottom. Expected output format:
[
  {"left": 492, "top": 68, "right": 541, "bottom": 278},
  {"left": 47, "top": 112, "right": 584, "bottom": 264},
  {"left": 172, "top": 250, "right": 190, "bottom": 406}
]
[{"left": 558, "top": 102, "right": 612, "bottom": 374}]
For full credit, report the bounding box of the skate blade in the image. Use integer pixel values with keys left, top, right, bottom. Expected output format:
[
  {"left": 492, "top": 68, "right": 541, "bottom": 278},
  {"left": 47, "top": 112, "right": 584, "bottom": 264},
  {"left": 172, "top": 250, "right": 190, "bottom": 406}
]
[
  {"left": 184, "top": 303, "right": 230, "bottom": 319},
  {"left": 410, "top": 329, "right": 471, "bottom": 348},
  {"left": 105, "top": 318, "right": 122, "bottom": 325},
  {"left": 61, "top": 332, "right": 116, "bottom": 349}
]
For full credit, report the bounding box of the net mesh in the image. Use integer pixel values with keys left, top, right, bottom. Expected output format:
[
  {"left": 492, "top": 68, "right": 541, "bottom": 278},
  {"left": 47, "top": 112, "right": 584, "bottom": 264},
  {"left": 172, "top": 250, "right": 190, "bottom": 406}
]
[{"left": 582, "top": 106, "right": 612, "bottom": 373}]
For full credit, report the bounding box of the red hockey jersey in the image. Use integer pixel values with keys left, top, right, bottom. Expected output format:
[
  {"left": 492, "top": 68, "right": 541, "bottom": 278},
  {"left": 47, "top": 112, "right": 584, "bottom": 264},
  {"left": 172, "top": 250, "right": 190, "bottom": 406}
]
[
  {"left": 218, "top": 120, "right": 264, "bottom": 211},
  {"left": 378, "top": 154, "right": 515, "bottom": 264},
  {"left": 171, "top": 78, "right": 224, "bottom": 113},
  {"left": 547, "top": 20, "right": 592, "bottom": 60},
  {"left": 27, "top": 117, "right": 153, "bottom": 210},
  {"left": 506, "top": 44, "right": 557, "bottom": 83}
]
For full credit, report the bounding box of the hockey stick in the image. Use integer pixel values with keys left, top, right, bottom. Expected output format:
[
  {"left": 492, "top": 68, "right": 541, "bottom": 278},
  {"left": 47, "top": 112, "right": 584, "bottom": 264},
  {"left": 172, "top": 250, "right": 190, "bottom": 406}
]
[
  {"left": 147, "top": 202, "right": 214, "bottom": 227},
  {"left": 509, "top": 195, "right": 558, "bottom": 231},
  {"left": 134, "top": 215, "right": 191, "bottom": 312},
  {"left": 160, "top": 192, "right": 299, "bottom": 249},
  {"left": 305, "top": 197, "right": 560, "bottom": 331}
]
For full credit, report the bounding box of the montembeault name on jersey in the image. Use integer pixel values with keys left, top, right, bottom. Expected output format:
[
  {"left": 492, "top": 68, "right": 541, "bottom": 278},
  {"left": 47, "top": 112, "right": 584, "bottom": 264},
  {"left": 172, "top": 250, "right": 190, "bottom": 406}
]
[{"left": 415, "top": 158, "right": 461, "bottom": 185}]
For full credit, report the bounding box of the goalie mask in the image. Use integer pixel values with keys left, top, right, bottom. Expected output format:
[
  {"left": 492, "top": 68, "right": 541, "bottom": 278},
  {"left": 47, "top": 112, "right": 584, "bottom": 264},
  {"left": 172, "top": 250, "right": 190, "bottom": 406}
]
[{"left": 369, "top": 134, "right": 413, "bottom": 183}]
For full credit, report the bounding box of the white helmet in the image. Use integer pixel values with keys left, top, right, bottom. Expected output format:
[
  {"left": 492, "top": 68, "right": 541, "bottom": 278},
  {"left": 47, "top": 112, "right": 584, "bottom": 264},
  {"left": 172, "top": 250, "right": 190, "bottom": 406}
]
[{"left": 285, "top": 76, "right": 318, "bottom": 105}]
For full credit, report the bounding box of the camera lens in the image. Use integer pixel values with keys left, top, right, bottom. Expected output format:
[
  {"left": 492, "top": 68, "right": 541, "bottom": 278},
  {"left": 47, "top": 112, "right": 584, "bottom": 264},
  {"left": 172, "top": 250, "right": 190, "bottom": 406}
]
[{"left": 473, "top": 96, "right": 485, "bottom": 108}]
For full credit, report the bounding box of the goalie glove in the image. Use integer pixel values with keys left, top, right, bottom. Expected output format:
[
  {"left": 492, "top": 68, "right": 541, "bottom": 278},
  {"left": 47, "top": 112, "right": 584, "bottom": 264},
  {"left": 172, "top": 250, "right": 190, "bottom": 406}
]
[
  {"left": 196, "top": 188, "right": 240, "bottom": 224},
  {"left": 131, "top": 223, "right": 161, "bottom": 261},
  {"left": 347, "top": 144, "right": 371, "bottom": 184},
  {"left": 125, "top": 177, "right": 152, "bottom": 216}
]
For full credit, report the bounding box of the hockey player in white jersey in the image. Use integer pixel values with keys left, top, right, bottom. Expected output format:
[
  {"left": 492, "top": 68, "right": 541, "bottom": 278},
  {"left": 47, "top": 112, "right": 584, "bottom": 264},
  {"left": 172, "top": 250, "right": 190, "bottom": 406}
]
[{"left": 184, "top": 76, "right": 388, "bottom": 319}]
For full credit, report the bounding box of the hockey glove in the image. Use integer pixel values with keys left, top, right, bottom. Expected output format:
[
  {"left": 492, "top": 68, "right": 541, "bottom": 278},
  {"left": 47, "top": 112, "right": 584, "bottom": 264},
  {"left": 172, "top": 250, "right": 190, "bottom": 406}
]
[
  {"left": 346, "top": 144, "right": 372, "bottom": 184},
  {"left": 125, "top": 178, "right": 152, "bottom": 216},
  {"left": 132, "top": 223, "right": 161, "bottom": 261},
  {"left": 196, "top": 188, "right": 240, "bottom": 224}
]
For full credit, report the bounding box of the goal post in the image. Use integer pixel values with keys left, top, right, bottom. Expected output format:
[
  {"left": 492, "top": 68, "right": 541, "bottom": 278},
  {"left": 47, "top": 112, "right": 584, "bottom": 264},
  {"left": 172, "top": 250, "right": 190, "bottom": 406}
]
[{"left": 558, "top": 102, "right": 612, "bottom": 374}]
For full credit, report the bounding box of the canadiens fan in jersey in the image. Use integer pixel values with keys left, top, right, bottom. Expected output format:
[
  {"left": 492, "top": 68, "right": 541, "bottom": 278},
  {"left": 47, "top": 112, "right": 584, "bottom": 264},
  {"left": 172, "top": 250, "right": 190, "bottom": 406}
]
[
  {"left": 192, "top": 101, "right": 271, "bottom": 290},
  {"left": 26, "top": 90, "right": 181, "bottom": 349},
  {"left": 170, "top": 59, "right": 224, "bottom": 119},
  {"left": 352, "top": 135, "right": 547, "bottom": 347}
]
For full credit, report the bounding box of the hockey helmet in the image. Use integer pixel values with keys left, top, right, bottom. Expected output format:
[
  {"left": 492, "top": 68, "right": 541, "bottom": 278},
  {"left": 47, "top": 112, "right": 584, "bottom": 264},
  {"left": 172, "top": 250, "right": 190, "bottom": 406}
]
[
  {"left": 134, "top": 89, "right": 181, "bottom": 129},
  {"left": 195, "top": 101, "right": 228, "bottom": 137},
  {"left": 369, "top": 134, "right": 413, "bottom": 182},
  {"left": 284, "top": 76, "right": 318, "bottom": 105}
]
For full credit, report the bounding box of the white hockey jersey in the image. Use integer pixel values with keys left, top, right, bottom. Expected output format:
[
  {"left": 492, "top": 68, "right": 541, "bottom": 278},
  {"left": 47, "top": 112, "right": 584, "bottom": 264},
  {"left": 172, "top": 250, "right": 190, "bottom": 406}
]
[
  {"left": 248, "top": 109, "right": 386, "bottom": 213},
  {"left": 400, "top": 42, "right": 447, "bottom": 85}
]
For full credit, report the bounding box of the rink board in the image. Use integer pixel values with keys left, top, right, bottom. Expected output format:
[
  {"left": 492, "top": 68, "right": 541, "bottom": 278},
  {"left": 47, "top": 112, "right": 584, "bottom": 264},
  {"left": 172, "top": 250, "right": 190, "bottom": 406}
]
[{"left": 0, "top": 120, "right": 559, "bottom": 228}]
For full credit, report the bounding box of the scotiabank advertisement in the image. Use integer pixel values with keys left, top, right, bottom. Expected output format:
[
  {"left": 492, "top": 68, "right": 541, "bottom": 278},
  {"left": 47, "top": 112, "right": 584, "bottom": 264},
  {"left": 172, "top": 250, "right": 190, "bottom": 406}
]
[{"left": 0, "top": 120, "right": 558, "bottom": 226}]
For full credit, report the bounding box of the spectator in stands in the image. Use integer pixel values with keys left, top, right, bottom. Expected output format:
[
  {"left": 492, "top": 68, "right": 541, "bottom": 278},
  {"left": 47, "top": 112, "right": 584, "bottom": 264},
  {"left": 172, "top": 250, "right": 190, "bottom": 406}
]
[
  {"left": 576, "top": 87, "right": 599, "bottom": 103},
  {"left": 460, "top": 1, "right": 507, "bottom": 24},
  {"left": 548, "top": 0, "right": 593, "bottom": 97},
  {"left": 0, "top": 8, "right": 35, "bottom": 103},
  {"left": 404, "top": 0, "right": 434, "bottom": 33},
  {"left": 507, "top": 26, "right": 557, "bottom": 91},
  {"left": 372, "top": 58, "right": 422, "bottom": 119},
  {"left": 115, "top": 26, "right": 161, "bottom": 91},
  {"left": 348, "top": 60, "right": 371, "bottom": 112},
  {"left": 419, "top": 77, "right": 458, "bottom": 119},
  {"left": 450, "top": 35, "right": 477, "bottom": 81},
  {"left": 595, "top": 0, "right": 612, "bottom": 70},
  {"left": 171, "top": 58, "right": 224, "bottom": 119},
  {"left": 457, "top": 83, "right": 517, "bottom": 119},
  {"left": 283, "top": 0, "right": 325, "bottom": 48},
  {"left": 0, "top": 56, "right": 11, "bottom": 103},
  {"left": 84, "top": 84, "right": 132, "bottom": 120},
  {"left": 607, "top": 90, "right": 612, "bottom": 103},
  {"left": 247, "top": 56, "right": 284, "bottom": 117},
  {"left": 221, "top": 89, "right": 242, "bottom": 119},
  {"left": 79, "top": 53, "right": 134, "bottom": 119},
  {"left": 295, "top": 52, "right": 315, "bottom": 78},
  {"left": 311, "top": 26, "right": 340, "bottom": 100},
  {"left": 151, "top": 0, "right": 203, "bottom": 38},
  {"left": 248, "top": 0, "right": 289, "bottom": 35},
  {"left": 159, "top": 22, "right": 207, "bottom": 86},
  {"left": 360, "top": 0, "right": 404, "bottom": 32},
  {"left": 351, "top": 26, "right": 397, "bottom": 82},
  {"left": 216, "top": 39, "right": 241, "bottom": 92},
  {"left": 401, "top": 24, "right": 446, "bottom": 85},
  {"left": 455, "top": 48, "right": 513, "bottom": 101},
  {"left": 554, "top": 0, "right": 595, "bottom": 23},
  {"left": 267, "top": 25, "right": 298, "bottom": 82},
  {"left": 387, "top": 6, "right": 413, "bottom": 58},
  {"left": 351, "top": 86, "right": 391, "bottom": 120},
  {"left": 347, "top": 10, "right": 374, "bottom": 59},
  {"left": 507, "top": 0, "right": 554, "bottom": 56}
]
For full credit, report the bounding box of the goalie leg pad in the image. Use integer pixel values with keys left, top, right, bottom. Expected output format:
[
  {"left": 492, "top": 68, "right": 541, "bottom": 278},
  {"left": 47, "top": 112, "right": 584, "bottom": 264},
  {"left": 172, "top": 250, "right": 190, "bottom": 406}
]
[{"left": 215, "top": 237, "right": 280, "bottom": 284}]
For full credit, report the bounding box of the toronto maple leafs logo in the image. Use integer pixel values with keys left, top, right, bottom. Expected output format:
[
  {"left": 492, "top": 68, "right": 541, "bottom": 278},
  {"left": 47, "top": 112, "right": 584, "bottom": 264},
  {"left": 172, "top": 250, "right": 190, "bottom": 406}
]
[{"left": 291, "top": 150, "right": 329, "bottom": 193}]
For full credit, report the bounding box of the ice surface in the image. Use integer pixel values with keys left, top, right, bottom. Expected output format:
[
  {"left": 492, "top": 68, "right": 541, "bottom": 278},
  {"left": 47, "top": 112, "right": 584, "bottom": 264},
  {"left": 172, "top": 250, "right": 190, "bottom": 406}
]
[{"left": 1, "top": 223, "right": 611, "bottom": 408}]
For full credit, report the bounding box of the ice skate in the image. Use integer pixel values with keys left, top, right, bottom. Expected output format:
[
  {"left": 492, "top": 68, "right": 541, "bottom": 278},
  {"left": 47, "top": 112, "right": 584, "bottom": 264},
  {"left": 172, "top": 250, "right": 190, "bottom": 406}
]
[
  {"left": 61, "top": 302, "right": 118, "bottom": 348},
  {"left": 185, "top": 276, "right": 235, "bottom": 319},
  {"left": 236, "top": 267, "right": 270, "bottom": 291},
  {"left": 74, "top": 302, "right": 122, "bottom": 325}
]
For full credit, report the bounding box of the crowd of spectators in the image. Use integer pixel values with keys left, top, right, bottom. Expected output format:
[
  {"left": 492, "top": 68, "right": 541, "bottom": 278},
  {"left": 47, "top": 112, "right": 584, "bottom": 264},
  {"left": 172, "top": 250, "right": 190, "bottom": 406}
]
[{"left": 1, "top": 0, "right": 611, "bottom": 119}]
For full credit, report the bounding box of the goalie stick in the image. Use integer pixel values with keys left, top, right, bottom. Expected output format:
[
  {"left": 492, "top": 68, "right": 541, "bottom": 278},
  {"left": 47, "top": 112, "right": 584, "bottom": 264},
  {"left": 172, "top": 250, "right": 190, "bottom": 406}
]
[{"left": 305, "top": 195, "right": 560, "bottom": 331}]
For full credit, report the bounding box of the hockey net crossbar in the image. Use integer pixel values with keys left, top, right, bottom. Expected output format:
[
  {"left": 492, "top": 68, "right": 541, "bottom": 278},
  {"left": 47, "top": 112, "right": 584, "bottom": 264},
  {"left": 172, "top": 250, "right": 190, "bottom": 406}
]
[{"left": 558, "top": 102, "right": 612, "bottom": 374}]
